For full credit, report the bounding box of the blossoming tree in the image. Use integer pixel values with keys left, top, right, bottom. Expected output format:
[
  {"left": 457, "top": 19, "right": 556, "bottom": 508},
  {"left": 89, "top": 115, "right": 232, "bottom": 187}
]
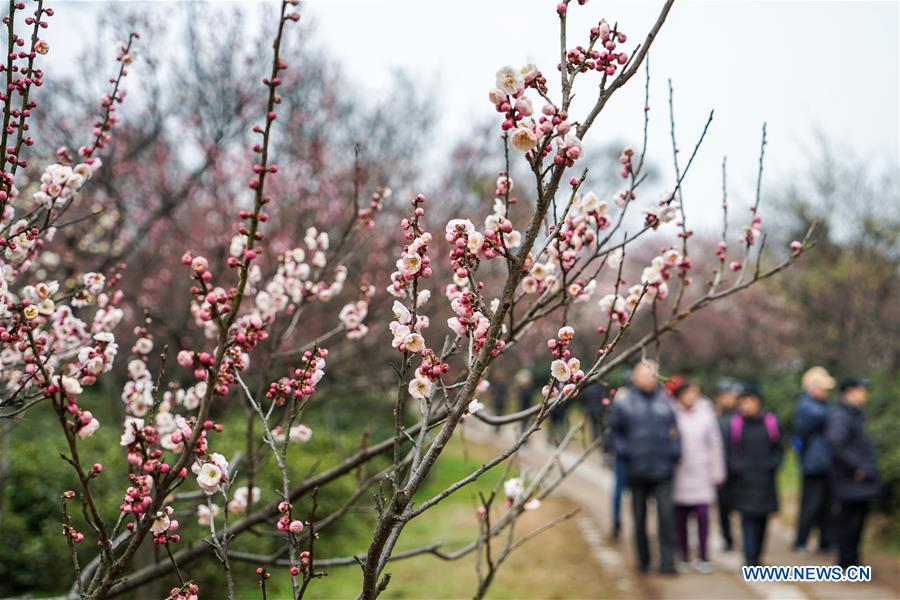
[{"left": 0, "top": 0, "right": 812, "bottom": 598}]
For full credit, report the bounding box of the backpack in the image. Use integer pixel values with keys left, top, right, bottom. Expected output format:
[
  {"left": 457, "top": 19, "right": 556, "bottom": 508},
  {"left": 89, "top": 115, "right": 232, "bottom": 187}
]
[{"left": 730, "top": 412, "right": 779, "bottom": 454}]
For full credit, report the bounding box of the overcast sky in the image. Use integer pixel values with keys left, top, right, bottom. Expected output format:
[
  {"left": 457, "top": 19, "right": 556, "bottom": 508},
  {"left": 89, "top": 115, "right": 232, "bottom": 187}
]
[{"left": 46, "top": 1, "right": 900, "bottom": 229}]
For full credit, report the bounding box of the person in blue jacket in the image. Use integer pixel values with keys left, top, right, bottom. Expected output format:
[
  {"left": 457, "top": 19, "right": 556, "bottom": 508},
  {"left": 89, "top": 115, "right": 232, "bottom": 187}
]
[
  {"left": 827, "top": 378, "right": 881, "bottom": 568},
  {"left": 792, "top": 366, "right": 836, "bottom": 553},
  {"left": 608, "top": 358, "right": 681, "bottom": 574}
]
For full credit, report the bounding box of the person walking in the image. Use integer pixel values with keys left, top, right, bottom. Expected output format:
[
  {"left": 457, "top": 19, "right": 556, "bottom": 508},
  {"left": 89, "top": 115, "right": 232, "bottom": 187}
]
[
  {"left": 714, "top": 378, "right": 740, "bottom": 551},
  {"left": 513, "top": 369, "right": 534, "bottom": 439},
  {"left": 608, "top": 359, "right": 681, "bottom": 574},
  {"left": 671, "top": 378, "right": 725, "bottom": 574},
  {"left": 581, "top": 380, "right": 608, "bottom": 442},
  {"left": 601, "top": 384, "right": 626, "bottom": 540},
  {"left": 792, "top": 366, "right": 837, "bottom": 553},
  {"left": 728, "top": 384, "right": 783, "bottom": 567},
  {"left": 826, "top": 378, "right": 881, "bottom": 569},
  {"left": 489, "top": 375, "right": 510, "bottom": 432}
]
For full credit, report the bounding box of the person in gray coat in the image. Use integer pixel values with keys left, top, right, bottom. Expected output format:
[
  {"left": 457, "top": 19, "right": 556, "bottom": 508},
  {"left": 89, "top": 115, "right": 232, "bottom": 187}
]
[{"left": 608, "top": 359, "right": 681, "bottom": 574}]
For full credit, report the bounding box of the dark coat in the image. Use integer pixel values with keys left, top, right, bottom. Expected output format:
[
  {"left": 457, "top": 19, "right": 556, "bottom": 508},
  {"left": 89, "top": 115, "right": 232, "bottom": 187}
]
[
  {"left": 717, "top": 409, "right": 737, "bottom": 497},
  {"left": 581, "top": 381, "right": 607, "bottom": 417},
  {"left": 608, "top": 384, "right": 681, "bottom": 483},
  {"left": 793, "top": 393, "right": 831, "bottom": 476},
  {"left": 728, "top": 413, "right": 783, "bottom": 516},
  {"left": 826, "top": 401, "right": 881, "bottom": 502}
]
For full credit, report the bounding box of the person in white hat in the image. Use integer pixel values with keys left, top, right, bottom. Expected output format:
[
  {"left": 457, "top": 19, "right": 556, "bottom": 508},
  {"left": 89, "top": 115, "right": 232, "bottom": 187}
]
[{"left": 792, "top": 366, "right": 837, "bottom": 553}]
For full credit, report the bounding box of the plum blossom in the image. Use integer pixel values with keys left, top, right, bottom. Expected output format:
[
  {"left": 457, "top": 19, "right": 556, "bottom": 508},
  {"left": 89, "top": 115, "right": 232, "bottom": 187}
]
[
  {"left": 503, "top": 477, "right": 525, "bottom": 502},
  {"left": 77, "top": 416, "right": 100, "bottom": 440},
  {"left": 197, "top": 502, "right": 220, "bottom": 526},
  {"left": 272, "top": 424, "right": 312, "bottom": 444},
  {"left": 598, "top": 293, "right": 627, "bottom": 322},
  {"left": 408, "top": 377, "right": 433, "bottom": 400},
  {"left": 193, "top": 452, "right": 229, "bottom": 494},
  {"left": 550, "top": 359, "right": 571, "bottom": 382},
  {"left": 510, "top": 125, "right": 538, "bottom": 153},
  {"left": 524, "top": 498, "right": 542, "bottom": 511},
  {"left": 495, "top": 66, "right": 524, "bottom": 96},
  {"left": 228, "top": 486, "right": 261, "bottom": 514},
  {"left": 120, "top": 417, "right": 145, "bottom": 446},
  {"left": 150, "top": 507, "right": 172, "bottom": 534}
]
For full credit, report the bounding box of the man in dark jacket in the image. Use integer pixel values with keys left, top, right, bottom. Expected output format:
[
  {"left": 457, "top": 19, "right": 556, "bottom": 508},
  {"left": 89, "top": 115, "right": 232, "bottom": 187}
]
[
  {"left": 792, "top": 366, "right": 836, "bottom": 552},
  {"left": 714, "top": 378, "right": 740, "bottom": 551},
  {"left": 581, "top": 380, "right": 608, "bottom": 442},
  {"left": 608, "top": 359, "right": 681, "bottom": 574},
  {"left": 826, "top": 379, "right": 880, "bottom": 568}
]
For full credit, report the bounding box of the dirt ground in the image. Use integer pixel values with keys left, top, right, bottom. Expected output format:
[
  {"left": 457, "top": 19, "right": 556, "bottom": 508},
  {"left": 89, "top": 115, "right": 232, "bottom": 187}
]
[{"left": 466, "top": 423, "right": 900, "bottom": 600}]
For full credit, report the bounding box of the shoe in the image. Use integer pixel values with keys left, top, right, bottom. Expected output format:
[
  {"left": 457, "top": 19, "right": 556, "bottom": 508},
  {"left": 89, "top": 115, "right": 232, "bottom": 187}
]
[
  {"left": 815, "top": 545, "right": 832, "bottom": 554},
  {"left": 659, "top": 565, "right": 678, "bottom": 576},
  {"left": 722, "top": 541, "right": 733, "bottom": 552},
  {"left": 693, "top": 559, "right": 714, "bottom": 574},
  {"left": 675, "top": 560, "right": 691, "bottom": 574},
  {"left": 638, "top": 563, "right": 650, "bottom": 574},
  {"left": 791, "top": 544, "right": 809, "bottom": 554}
]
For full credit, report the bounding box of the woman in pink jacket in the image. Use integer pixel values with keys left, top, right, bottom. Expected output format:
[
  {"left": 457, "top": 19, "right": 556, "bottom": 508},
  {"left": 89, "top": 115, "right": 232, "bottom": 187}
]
[{"left": 670, "top": 377, "right": 726, "bottom": 573}]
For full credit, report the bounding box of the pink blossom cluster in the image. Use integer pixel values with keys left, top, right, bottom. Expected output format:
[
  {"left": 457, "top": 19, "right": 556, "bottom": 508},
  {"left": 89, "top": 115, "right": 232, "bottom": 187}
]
[
  {"left": 489, "top": 66, "right": 583, "bottom": 168},
  {"left": 390, "top": 300, "right": 428, "bottom": 354},
  {"left": 167, "top": 582, "right": 199, "bottom": 600},
  {"left": 634, "top": 247, "right": 690, "bottom": 303},
  {"left": 502, "top": 476, "right": 541, "bottom": 511},
  {"left": 29, "top": 162, "right": 96, "bottom": 210},
  {"left": 566, "top": 19, "right": 628, "bottom": 77},
  {"left": 598, "top": 293, "right": 628, "bottom": 323},
  {"left": 388, "top": 194, "right": 433, "bottom": 298},
  {"left": 740, "top": 214, "right": 763, "bottom": 247},
  {"left": 357, "top": 187, "right": 389, "bottom": 229},
  {"left": 60, "top": 490, "right": 86, "bottom": 544},
  {"left": 271, "top": 424, "right": 312, "bottom": 444},
  {"left": 251, "top": 229, "right": 348, "bottom": 322},
  {"left": 447, "top": 288, "right": 503, "bottom": 357},
  {"left": 121, "top": 327, "right": 155, "bottom": 417},
  {"left": 265, "top": 347, "right": 327, "bottom": 407},
  {"left": 227, "top": 485, "right": 261, "bottom": 514},
  {"left": 197, "top": 502, "right": 220, "bottom": 525},
  {"left": 546, "top": 326, "right": 585, "bottom": 398},
  {"left": 276, "top": 500, "right": 305, "bottom": 534},
  {"left": 643, "top": 192, "right": 678, "bottom": 229},
  {"left": 120, "top": 473, "right": 155, "bottom": 517},
  {"left": 149, "top": 506, "right": 181, "bottom": 545},
  {"left": 0, "top": 2, "right": 54, "bottom": 204},
  {"left": 407, "top": 348, "right": 450, "bottom": 400},
  {"left": 338, "top": 285, "right": 374, "bottom": 339},
  {"left": 483, "top": 195, "right": 523, "bottom": 253},
  {"left": 618, "top": 147, "right": 635, "bottom": 179}
]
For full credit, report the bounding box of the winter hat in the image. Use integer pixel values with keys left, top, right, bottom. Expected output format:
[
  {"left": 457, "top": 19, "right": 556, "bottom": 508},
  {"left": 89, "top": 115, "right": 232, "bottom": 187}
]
[
  {"left": 802, "top": 366, "right": 836, "bottom": 391},
  {"left": 738, "top": 382, "right": 764, "bottom": 403},
  {"left": 838, "top": 378, "right": 869, "bottom": 393}
]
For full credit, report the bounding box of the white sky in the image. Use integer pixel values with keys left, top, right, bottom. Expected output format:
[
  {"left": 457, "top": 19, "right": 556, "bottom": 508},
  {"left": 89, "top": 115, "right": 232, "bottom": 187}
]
[{"left": 44, "top": 1, "right": 900, "bottom": 229}]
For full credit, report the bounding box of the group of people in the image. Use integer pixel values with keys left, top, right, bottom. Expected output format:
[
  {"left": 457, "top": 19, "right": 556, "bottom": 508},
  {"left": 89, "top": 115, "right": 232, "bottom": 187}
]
[{"left": 605, "top": 359, "right": 881, "bottom": 575}]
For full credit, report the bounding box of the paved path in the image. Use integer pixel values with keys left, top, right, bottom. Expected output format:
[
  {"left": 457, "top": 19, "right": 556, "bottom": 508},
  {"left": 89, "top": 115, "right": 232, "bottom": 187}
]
[{"left": 466, "top": 423, "right": 899, "bottom": 600}]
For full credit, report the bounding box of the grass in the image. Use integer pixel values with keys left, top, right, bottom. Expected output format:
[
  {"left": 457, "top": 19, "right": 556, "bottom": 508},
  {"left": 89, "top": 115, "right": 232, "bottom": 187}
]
[
  {"left": 0, "top": 393, "right": 612, "bottom": 599},
  {"left": 776, "top": 449, "right": 801, "bottom": 526},
  {"left": 287, "top": 434, "right": 610, "bottom": 599}
]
